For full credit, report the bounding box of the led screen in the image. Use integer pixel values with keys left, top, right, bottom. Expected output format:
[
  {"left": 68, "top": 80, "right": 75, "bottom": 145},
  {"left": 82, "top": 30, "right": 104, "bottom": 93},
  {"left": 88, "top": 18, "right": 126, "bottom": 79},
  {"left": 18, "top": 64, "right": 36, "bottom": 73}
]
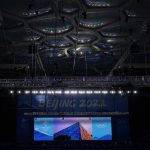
[
  {"left": 34, "top": 118, "right": 54, "bottom": 141},
  {"left": 92, "top": 117, "right": 112, "bottom": 140},
  {"left": 34, "top": 117, "right": 112, "bottom": 141}
]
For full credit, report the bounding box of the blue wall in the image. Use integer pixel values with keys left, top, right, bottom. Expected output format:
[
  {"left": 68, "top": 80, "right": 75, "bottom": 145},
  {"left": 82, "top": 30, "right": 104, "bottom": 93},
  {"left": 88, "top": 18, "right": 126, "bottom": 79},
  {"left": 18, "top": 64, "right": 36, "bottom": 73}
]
[{"left": 16, "top": 94, "right": 129, "bottom": 142}]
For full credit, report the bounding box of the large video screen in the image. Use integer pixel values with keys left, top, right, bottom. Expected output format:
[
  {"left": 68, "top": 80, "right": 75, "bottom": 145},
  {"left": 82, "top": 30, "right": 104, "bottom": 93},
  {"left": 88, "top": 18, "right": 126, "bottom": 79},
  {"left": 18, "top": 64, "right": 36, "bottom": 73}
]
[
  {"left": 34, "top": 117, "right": 112, "bottom": 141},
  {"left": 34, "top": 118, "right": 54, "bottom": 141}
]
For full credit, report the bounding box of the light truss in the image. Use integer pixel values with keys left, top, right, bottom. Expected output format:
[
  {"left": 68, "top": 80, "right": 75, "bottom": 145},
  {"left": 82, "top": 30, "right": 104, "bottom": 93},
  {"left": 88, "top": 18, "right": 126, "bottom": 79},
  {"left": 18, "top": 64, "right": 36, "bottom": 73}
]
[
  {"left": 0, "top": 76, "right": 150, "bottom": 88},
  {"left": 9, "top": 89, "right": 137, "bottom": 95}
]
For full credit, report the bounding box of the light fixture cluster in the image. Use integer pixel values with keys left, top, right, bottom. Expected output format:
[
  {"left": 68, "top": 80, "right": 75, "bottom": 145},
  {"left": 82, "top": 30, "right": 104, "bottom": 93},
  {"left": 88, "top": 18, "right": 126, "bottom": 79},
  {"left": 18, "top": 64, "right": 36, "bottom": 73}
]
[
  {"left": 9, "top": 90, "right": 138, "bottom": 95},
  {"left": 80, "top": 20, "right": 102, "bottom": 28},
  {"left": 84, "top": 0, "right": 111, "bottom": 7}
]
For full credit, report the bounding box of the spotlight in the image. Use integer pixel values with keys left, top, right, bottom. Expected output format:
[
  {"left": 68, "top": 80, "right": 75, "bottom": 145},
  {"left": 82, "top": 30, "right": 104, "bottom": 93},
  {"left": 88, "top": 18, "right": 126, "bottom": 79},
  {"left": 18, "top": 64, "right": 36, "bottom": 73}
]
[
  {"left": 47, "top": 90, "right": 51, "bottom": 94},
  {"left": 78, "top": 91, "right": 85, "bottom": 94},
  {"left": 64, "top": 90, "right": 70, "bottom": 94},
  {"left": 118, "top": 90, "right": 123, "bottom": 94},
  {"left": 110, "top": 91, "right": 116, "bottom": 94},
  {"left": 17, "top": 91, "right": 21, "bottom": 94},
  {"left": 133, "top": 90, "right": 138, "bottom": 94},
  {"left": 32, "top": 90, "right": 38, "bottom": 94},
  {"left": 102, "top": 90, "right": 108, "bottom": 94},
  {"left": 24, "top": 90, "right": 30, "bottom": 94},
  {"left": 126, "top": 91, "right": 131, "bottom": 94},
  {"left": 86, "top": 91, "right": 93, "bottom": 94},
  {"left": 70, "top": 91, "right": 77, "bottom": 94},
  {"left": 107, "top": 39, "right": 113, "bottom": 42},
  {"left": 47, "top": 90, "right": 54, "bottom": 94},
  {"left": 94, "top": 91, "right": 101, "bottom": 94},
  {"left": 55, "top": 90, "right": 62, "bottom": 94},
  {"left": 39, "top": 91, "right": 46, "bottom": 94},
  {"left": 10, "top": 90, "right": 14, "bottom": 94}
]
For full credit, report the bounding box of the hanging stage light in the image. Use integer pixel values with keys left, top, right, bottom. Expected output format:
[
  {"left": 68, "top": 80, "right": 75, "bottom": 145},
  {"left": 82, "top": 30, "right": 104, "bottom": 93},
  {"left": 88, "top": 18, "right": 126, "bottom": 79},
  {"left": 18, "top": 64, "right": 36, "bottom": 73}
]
[
  {"left": 102, "top": 90, "right": 108, "bottom": 94},
  {"left": 47, "top": 90, "right": 54, "bottom": 94},
  {"left": 9, "top": 89, "right": 138, "bottom": 95},
  {"left": 94, "top": 91, "right": 101, "bottom": 94},
  {"left": 118, "top": 90, "right": 123, "bottom": 94},
  {"left": 24, "top": 90, "right": 30, "bottom": 94},
  {"left": 55, "top": 90, "right": 62, "bottom": 94},
  {"left": 133, "top": 90, "right": 138, "bottom": 94},
  {"left": 10, "top": 90, "right": 14, "bottom": 94},
  {"left": 78, "top": 91, "right": 86, "bottom": 94},
  {"left": 110, "top": 90, "right": 116, "bottom": 94},
  {"left": 17, "top": 90, "right": 21, "bottom": 94},
  {"left": 70, "top": 90, "right": 78, "bottom": 94},
  {"left": 126, "top": 91, "right": 131, "bottom": 94},
  {"left": 39, "top": 90, "right": 46, "bottom": 94},
  {"left": 32, "top": 90, "right": 38, "bottom": 94},
  {"left": 64, "top": 90, "right": 70, "bottom": 94},
  {"left": 86, "top": 90, "right": 93, "bottom": 94}
]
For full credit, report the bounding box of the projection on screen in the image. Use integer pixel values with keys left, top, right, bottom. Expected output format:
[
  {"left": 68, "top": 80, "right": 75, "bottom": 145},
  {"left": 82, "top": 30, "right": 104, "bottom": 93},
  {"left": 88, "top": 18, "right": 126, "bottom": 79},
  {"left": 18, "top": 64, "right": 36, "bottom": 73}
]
[
  {"left": 34, "top": 117, "right": 112, "bottom": 141},
  {"left": 34, "top": 118, "right": 54, "bottom": 141}
]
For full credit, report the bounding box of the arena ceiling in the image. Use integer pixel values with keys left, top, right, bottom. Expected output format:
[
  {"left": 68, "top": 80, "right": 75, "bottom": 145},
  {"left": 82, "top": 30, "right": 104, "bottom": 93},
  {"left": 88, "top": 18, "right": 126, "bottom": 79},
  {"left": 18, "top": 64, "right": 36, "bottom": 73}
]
[{"left": 0, "top": 0, "right": 150, "bottom": 77}]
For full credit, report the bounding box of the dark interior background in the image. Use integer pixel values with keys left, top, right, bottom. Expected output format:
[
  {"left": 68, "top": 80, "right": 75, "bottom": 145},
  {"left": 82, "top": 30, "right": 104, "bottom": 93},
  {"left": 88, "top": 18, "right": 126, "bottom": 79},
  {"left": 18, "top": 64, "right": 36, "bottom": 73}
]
[{"left": 0, "top": 0, "right": 150, "bottom": 149}]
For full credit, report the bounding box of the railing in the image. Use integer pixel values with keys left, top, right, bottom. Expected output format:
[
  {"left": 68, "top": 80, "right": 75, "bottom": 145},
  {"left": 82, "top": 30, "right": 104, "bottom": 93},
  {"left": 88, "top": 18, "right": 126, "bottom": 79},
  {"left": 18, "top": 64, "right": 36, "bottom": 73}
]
[{"left": 0, "top": 76, "right": 150, "bottom": 88}]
